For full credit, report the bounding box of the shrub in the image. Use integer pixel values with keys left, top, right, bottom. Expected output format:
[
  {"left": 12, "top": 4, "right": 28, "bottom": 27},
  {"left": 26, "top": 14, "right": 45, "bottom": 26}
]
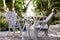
[{"left": 0, "top": 19, "right": 8, "bottom": 31}]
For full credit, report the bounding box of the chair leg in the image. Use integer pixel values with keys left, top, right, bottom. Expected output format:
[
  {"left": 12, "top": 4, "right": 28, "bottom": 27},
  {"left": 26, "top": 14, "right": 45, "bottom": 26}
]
[
  {"left": 45, "top": 31, "right": 49, "bottom": 40},
  {"left": 13, "top": 27, "right": 15, "bottom": 37},
  {"left": 57, "top": 37, "right": 60, "bottom": 40},
  {"left": 7, "top": 28, "right": 11, "bottom": 37},
  {"left": 19, "top": 27, "right": 22, "bottom": 37},
  {"left": 45, "top": 31, "right": 48, "bottom": 36}
]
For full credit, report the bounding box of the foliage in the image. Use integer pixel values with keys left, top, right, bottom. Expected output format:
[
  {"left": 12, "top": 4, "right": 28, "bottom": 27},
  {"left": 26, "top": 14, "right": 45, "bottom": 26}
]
[
  {"left": 0, "top": 19, "right": 8, "bottom": 31},
  {"left": 32, "top": 0, "right": 60, "bottom": 24},
  {"left": 15, "top": 0, "right": 24, "bottom": 12},
  {"left": 5, "top": 0, "right": 12, "bottom": 9},
  {"left": 0, "top": 0, "right": 60, "bottom": 28},
  {"left": 0, "top": 0, "right": 3, "bottom": 7}
]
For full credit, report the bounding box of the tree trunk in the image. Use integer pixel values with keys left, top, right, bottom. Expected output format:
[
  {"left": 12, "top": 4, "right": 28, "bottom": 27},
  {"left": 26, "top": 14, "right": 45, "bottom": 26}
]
[
  {"left": 12, "top": 0, "right": 15, "bottom": 12},
  {"left": 3, "top": 0, "right": 7, "bottom": 11}
]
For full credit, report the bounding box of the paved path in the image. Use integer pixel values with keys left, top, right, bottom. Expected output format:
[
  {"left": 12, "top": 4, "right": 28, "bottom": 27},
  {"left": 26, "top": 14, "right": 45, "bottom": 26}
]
[{"left": 0, "top": 25, "right": 60, "bottom": 40}]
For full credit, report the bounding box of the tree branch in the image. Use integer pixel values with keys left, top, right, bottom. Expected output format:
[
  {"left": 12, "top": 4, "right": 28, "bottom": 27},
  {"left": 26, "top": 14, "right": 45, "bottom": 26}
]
[{"left": 23, "top": 0, "right": 31, "bottom": 12}]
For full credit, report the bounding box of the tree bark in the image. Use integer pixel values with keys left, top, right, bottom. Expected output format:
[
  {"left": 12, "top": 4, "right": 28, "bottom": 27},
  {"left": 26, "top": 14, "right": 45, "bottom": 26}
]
[
  {"left": 12, "top": 0, "right": 15, "bottom": 12},
  {"left": 3, "top": 0, "right": 7, "bottom": 11}
]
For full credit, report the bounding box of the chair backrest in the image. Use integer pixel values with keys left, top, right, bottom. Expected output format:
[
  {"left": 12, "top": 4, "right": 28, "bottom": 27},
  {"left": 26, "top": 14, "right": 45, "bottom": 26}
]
[
  {"left": 5, "top": 11, "right": 20, "bottom": 28},
  {"left": 45, "top": 12, "right": 54, "bottom": 23},
  {"left": 40, "top": 12, "right": 54, "bottom": 23}
]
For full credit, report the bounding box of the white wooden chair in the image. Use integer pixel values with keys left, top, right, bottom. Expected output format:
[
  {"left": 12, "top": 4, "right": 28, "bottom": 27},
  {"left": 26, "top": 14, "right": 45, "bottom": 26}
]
[
  {"left": 5, "top": 11, "right": 21, "bottom": 37},
  {"left": 35, "top": 9, "right": 56, "bottom": 40}
]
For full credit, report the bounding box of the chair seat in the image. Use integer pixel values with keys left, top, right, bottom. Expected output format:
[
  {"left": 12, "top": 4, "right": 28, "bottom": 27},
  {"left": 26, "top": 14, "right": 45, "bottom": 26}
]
[
  {"left": 35, "top": 27, "right": 48, "bottom": 31},
  {"left": 23, "top": 27, "right": 27, "bottom": 32},
  {"left": 40, "top": 28, "right": 48, "bottom": 31}
]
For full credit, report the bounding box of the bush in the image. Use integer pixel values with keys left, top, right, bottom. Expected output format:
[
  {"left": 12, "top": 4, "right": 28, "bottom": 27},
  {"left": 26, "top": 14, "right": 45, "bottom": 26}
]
[{"left": 0, "top": 19, "right": 8, "bottom": 31}]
